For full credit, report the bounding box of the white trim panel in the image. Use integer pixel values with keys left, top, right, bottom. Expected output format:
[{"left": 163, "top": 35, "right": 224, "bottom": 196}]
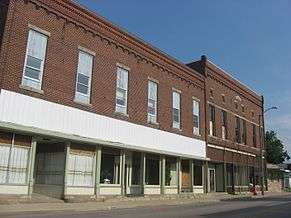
[
  {"left": 0, "top": 90, "right": 206, "bottom": 159},
  {"left": 0, "top": 185, "right": 28, "bottom": 195}
]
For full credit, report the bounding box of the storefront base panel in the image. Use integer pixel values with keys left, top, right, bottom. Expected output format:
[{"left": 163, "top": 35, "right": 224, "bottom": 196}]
[
  {"left": 100, "top": 185, "right": 122, "bottom": 195},
  {"left": 34, "top": 184, "right": 63, "bottom": 199},
  {"left": 66, "top": 187, "right": 94, "bottom": 196},
  {"left": 144, "top": 185, "right": 161, "bottom": 195},
  {"left": 0, "top": 185, "right": 28, "bottom": 195},
  {"left": 226, "top": 186, "right": 249, "bottom": 193},
  {"left": 127, "top": 185, "right": 142, "bottom": 195},
  {"left": 165, "top": 186, "right": 178, "bottom": 194},
  {"left": 193, "top": 186, "right": 204, "bottom": 194}
]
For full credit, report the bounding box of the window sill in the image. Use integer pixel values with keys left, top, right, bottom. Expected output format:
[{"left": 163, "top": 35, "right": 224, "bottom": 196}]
[
  {"left": 114, "top": 111, "right": 129, "bottom": 118},
  {"left": 19, "top": 85, "right": 44, "bottom": 95},
  {"left": 74, "top": 99, "right": 92, "bottom": 107},
  {"left": 193, "top": 133, "right": 202, "bottom": 137},
  {"left": 147, "top": 121, "right": 159, "bottom": 127},
  {"left": 172, "top": 127, "right": 182, "bottom": 132}
]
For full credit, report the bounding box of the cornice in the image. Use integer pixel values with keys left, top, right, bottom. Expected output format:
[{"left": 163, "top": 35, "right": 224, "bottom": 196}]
[
  {"left": 207, "top": 68, "right": 262, "bottom": 107},
  {"left": 25, "top": 0, "right": 205, "bottom": 91}
]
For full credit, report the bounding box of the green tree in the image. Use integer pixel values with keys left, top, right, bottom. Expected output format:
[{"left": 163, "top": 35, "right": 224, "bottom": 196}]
[{"left": 265, "top": 130, "right": 290, "bottom": 164}]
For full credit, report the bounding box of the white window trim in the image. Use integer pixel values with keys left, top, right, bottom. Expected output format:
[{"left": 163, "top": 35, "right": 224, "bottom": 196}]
[
  {"left": 115, "top": 66, "right": 129, "bottom": 115},
  {"left": 147, "top": 80, "right": 158, "bottom": 124},
  {"left": 74, "top": 49, "right": 94, "bottom": 104},
  {"left": 22, "top": 27, "right": 49, "bottom": 91},
  {"left": 172, "top": 89, "right": 181, "bottom": 130},
  {"left": 28, "top": 24, "right": 51, "bottom": 36},
  {"left": 193, "top": 98, "right": 200, "bottom": 136}
]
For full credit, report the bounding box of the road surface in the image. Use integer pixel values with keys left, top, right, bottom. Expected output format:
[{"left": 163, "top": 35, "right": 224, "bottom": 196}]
[{"left": 1, "top": 194, "right": 291, "bottom": 218}]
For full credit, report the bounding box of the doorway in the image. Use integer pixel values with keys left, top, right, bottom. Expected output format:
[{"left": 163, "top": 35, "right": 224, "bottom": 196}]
[
  {"left": 181, "top": 160, "right": 191, "bottom": 192},
  {"left": 208, "top": 168, "right": 216, "bottom": 192}
]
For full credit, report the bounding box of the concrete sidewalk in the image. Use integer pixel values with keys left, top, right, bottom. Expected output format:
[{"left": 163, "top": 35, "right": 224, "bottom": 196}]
[{"left": 0, "top": 192, "right": 289, "bottom": 215}]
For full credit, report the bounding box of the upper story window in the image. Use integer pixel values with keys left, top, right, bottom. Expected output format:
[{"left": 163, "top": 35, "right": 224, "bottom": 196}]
[
  {"left": 234, "top": 101, "right": 239, "bottom": 110},
  {"left": 222, "top": 94, "right": 226, "bottom": 103},
  {"left": 242, "top": 119, "right": 247, "bottom": 144},
  {"left": 75, "top": 50, "right": 94, "bottom": 104},
  {"left": 193, "top": 99, "right": 200, "bottom": 135},
  {"left": 253, "top": 124, "right": 257, "bottom": 147},
  {"left": 115, "top": 67, "right": 129, "bottom": 114},
  {"left": 172, "top": 90, "right": 181, "bottom": 129},
  {"left": 22, "top": 28, "right": 48, "bottom": 90},
  {"left": 209, "top": 105, "right": 216, "bottom": 136},
  {"left": 147, "top": 80, "right": 158, "bottom": 123},
  {"left": 210, "top": 89, "right": 214, "bottom": 99},
  {"left": 235, "top": 116, "right": 241, "bottom": 143},
  {"left": 251, "top": 111, "right": 255, "bottom": 119},
  {"left": 242, "top": 105, "right": 245, "bottom": 113},
  {"left": 222, "top": 110, "right": 227, "bottom": 140}
]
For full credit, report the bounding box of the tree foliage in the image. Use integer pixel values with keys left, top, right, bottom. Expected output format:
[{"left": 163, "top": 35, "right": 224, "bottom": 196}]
[{"left": 265, "top": 130, "right": 290, "bottom": 164}]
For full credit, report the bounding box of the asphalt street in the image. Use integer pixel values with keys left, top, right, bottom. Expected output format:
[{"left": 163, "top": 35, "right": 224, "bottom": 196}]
[{"left": 1, "top": 194, "right": 291, "bottom": 218}]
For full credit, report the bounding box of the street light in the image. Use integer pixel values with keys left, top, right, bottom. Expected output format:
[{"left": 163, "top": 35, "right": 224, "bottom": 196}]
[{"left": 259, "top": 106, "right": 278, "bottom": 195}]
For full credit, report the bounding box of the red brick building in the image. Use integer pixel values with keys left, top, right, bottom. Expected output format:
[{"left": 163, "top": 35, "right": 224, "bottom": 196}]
[{"left": 0, "top": 0, "right": 264, "bottom": 198}]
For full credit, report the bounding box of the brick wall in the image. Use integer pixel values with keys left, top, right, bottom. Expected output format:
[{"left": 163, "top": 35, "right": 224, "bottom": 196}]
[
  {"left": 0, "top": 0, "right": 205, "bottom": 141},
  {"left": 0, "top": 0, "right": 263, "bottom": 164}
]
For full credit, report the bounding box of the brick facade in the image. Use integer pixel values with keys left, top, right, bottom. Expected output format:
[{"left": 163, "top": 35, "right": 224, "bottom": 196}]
[{"left": 0, "top": 0, "right": 263, "bottom": 166}]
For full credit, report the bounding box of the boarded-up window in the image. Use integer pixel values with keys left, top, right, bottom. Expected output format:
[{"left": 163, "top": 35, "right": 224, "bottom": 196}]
[
  {"left": 67, "top": 153, "right": 94, "bottom": 187},
  {"left": 35, "top": 152, "right": 65, "bottom": 185},
  {"left": 0, "top": 145, "right": 30, "bottom": 184}
]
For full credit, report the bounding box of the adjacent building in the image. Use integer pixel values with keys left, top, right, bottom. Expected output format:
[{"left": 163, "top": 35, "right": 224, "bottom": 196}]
[{"left": 0, "top": 0, "right": 264, "bottom": 199}]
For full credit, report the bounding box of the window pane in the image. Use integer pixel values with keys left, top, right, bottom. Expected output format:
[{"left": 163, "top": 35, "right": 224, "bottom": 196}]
[
  {"left": 75, "top": 50, "right": 93, "bottom": 101},
  {"left": 25, "top": 67, "right": 40, "bottom": 80},
  {"left": 131, "top": 152, "right": 141, "bottom": 185},
  {"left": 0, "top": 145, "right": 10, "bottom": 184},
  {"left": 78, "top": 51, "right": 93, "bottom": 77},
  {"left": 193, "top": 115, "right": 199, "bottom": 128},
  {"left": 27, "top": 30, "right": 48, "bottom": 60},
  {"left": 148, "top": 99, "right": 156, "bottom": 115},
  {"left": 27, "top": 55, "right": 42, "bottom": 69},
  {"left": 77, "top": 73, "right": 89, "bottom": 86},
  {"left": 68, "top": 153, "right": 94, "bottom": 187},
  {"left": 173, "top": 108, "right": 180, "bottom": 122},
  {"left": 172, "top": 91, "right": 180, "bottom": 109},
  {"left": 117, "top": 67, "right": 128, "bottom": 89},
  {"left": 165, "top": 157, "right": 177, "bottom": 186},
  {"left": 194, "top": 165, "right": 202, "bottom": 186},
  {"left": 148, "top": 81, "right": 157, "bottom": 100},
  {"left": 77, "top": 83, "right": 89, "bottom": 95},
  {"left": 145, "top": 155, "right": 159, "bottom": 185},
  {"left": 100, "top": 150, "right": 120, "bottom": 184},
  {"left": 116, "top": 88, "right": 126, "bottom": 106},
  {"left": 23, "top": 29, "right": 48, "bottom": 89},
  {"left": 7, "top": 146, "right": 29, "bottom": 184}
]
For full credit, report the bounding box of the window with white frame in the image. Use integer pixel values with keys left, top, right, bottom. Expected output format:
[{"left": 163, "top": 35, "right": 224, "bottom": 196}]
[
  {"left": 0, "top": 144, "right": 30, "bottom": 184},
  {"left": 172, "top": 90, "right": 181, "bottom": 129},
  {"left": 115, "top": 67, "right": 129, "bottom": 114},
  {"left": 67, "top": 153, "right": 94, "bottom": 187},
  {"left": 147, "top": 80, "right": 158, "bottom": 123},
  {"left": 193, "top": 99, "right": 200, "bottom": 135},
  {"left": 75, "top": 50, "right": 94, "bottom": 104},
  {"left": 222, "top": 110, "right": 227, "bottom": 140},
  {"left": 35, "top": 152, "right": 65, "bottom": 185},
  {"left": 209, "top": 105, "right": 216, "bottom": 136},
  {"left": 22, "top": 29, "right": 48, "bottom": 90}
]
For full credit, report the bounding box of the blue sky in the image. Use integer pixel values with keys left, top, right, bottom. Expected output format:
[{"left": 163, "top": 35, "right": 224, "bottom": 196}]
[{"left": 77, "top": 0, "right": 291, "bottom": 157}]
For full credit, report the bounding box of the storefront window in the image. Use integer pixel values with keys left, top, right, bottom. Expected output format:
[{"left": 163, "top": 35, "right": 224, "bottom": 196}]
[
  {"left": 193, "top": 163, "right": 203, "bottom": 186},
  {"left": 165, "top": 157, "right": 177, "bottom": 186},
  {"left": 100, "top": 149, "right": 120, "bottom": 184},
  {"left": 145, "top": 155, "right": 160, "bottom": 185},
  {"left": 131, "top": 152, "right": 141, "bottom": 185}
]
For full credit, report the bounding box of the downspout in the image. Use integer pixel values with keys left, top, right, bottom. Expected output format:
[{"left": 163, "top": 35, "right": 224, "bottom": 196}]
[
  {"left": 201, "top": 55, "right": 208, "bottom": 193},
  {"left": 261, "top": 95, "right": 266, "bottom": 194},
  {"left": 0, "top": 0, "right": 17, "bottom": 90}
]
